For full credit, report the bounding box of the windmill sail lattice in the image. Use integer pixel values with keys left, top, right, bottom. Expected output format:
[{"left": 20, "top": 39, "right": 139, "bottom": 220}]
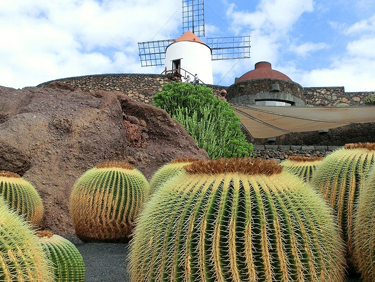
[
  {"left": 207, "top": 36, "right": 250, "bottom": 60},
  {"left": 138, "top": 39, "right": 174, "bottom": 67},
  {"left": 182, "top": 0, "right": 205, "bottom": 37}
]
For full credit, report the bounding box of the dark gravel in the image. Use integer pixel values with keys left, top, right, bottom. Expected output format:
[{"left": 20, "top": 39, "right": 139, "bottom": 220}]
[{"left": 75, "top": 242, "right": 130, "bottom": 282}]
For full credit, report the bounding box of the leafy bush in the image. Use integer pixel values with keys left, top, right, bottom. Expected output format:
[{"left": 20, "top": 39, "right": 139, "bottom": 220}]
[
  {"left": 153, "top": 82, "right": 253, "bottom": 158},
  {"left": 364, "top": 93, "right": 375, "bottom": 105}
]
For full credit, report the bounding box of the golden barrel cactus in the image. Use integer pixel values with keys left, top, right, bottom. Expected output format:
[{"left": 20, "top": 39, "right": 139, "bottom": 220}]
[
  {"left": 129, "top": 158, "right": 345, "bottom": 282},
  {"left": 354, "top": 164, "right": 375, "bottom": 281},
  {"left": 69, "top": 161, "right": 149, "bottom": 242},
  {"left": 37, "top": 231, "right": 85, "bottom": 282},
  {"left": 149, "top": 158, "right": 201, "bottom": 195},
  {"left": 0, "top": 170, "right": 44, "bottom": 226},
  {"left": 0, "top": 198, "right": 53, "bottom": 281},
  {"left": 281, "top": 156, "right": 323, "bottom": 183},
  {"left": 311, "top": 143, "right": 375, "bottom": 264}
]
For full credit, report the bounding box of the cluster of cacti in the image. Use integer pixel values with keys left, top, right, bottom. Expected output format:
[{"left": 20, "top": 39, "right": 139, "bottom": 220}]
[
  {"left": 0, "top": 170, "right": 44, "bottom": 226},
  {"left": 129, "top": 158, "right": 345, "bottom": 281},
  {"left": 149, "top": 158, "right": 201, "bottom": 195},
  {"left": 281, "top": 156, "right": 323, "bottom": 183},
  {"left": 69, "top": 161, "right": 149, "bottom": 242},
  {"left": 37, "top": 231, "right": 85, "bottom": 282},
  {"left": 311, "top": 143, "right": 375, "bottom": 264},
  {"left": 0, "top": 198, "right": 53, "bottom": 281},
  {"left": 354, "top": 163, "right": 375, "bottom": 281}
]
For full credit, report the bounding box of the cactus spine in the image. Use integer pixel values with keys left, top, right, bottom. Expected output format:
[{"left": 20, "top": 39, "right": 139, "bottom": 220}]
[
  {"left": 149, "top": 158, "right": 201, "bottom": 195},
  {"left": 37, "top": 231, "right": 85, "bottom": 282},
  {"left": 70, "top": 161, "right": 149, "bottom": 242},
  {"left": 353, "top": 164, "right": 375, "bottom": 281},
  {"left": 311, "top": 143, "right": 375, "bottom": 264},
  {"left": 0, "top": 198, "right": 53, "bottom": 281},
  {"left": 129, "top": 158, "right": 345, "bottom": 282},
  {"left": 0, "top": 170, "right": 44, "bottom": 226},
  {"left": 281, "top": 156, "right": 323, "bottom": 183}
]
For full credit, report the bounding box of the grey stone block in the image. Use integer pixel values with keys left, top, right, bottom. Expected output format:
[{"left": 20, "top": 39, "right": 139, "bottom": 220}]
[
  {"left": 265, "top": 145, "right": 278, "bottom": 150},
  {"left": 328, "top": 146, "right": 342, "bottom": 151},
  {"left": 301, "top": 146, "right": 315, "bottom": 151}
]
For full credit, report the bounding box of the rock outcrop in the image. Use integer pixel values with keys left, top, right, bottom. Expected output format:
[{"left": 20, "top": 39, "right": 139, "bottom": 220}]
[{"left": 0, "top": 85, "right": 208, "bottom": 235}]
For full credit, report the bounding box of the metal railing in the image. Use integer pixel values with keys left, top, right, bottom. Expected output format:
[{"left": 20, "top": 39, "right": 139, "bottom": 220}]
[{"left": 161, "top": 67, "right": 205, "bottom": 84}]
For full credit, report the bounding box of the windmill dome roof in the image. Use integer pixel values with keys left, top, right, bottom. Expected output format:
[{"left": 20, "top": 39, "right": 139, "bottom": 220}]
[
  {"left": 235, "top": 61, "right": 291, "bottom": 83},
  {"left": 172, "top": 30, "right": 207, "bottom": 45}
]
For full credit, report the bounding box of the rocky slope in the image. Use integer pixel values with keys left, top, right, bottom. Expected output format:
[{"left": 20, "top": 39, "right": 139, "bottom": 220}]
[{"left": 0, "top": 84, "right": 208, "bottom": 235}]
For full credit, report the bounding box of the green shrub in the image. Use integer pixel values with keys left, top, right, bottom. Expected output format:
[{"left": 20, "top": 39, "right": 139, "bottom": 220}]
[
  {"left": 364, "top": 93, "right": 375, "bottom": 105},
  {"left": 153, "top": 82, "right": 253, "bottom": 159},
  {"left": 129, "top": 158, "right": 345, "bottom": 281}
]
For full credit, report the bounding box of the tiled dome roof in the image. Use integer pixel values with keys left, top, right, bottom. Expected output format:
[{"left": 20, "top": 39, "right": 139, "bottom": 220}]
[{"left": 235, "top": 61, "right": 291, "bottom": 83}]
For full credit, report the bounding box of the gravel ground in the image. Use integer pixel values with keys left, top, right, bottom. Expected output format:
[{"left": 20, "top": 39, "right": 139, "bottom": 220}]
[
  {"left": 70, "top": 235, "right": 363, "bottom": 282},
  {"left": 75, "top": 242, "right": 130, "bottom": 282}
]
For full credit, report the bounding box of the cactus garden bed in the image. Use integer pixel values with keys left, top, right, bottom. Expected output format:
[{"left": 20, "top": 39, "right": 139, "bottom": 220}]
[{"left": 71, "top": 240, "right": 363, "bottom": 282}]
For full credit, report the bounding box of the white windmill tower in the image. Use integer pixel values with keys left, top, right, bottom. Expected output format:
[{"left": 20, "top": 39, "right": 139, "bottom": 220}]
[{"left": 138, "top": 0, "right": 250, "bottom": 85}]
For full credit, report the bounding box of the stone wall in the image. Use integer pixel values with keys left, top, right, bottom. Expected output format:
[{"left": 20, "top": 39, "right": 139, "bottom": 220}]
[
  {"left": 254, "top": 144, "right": 341, "bottom": 161},
  {"left": 38, "top": 73, "right": 229, "bottom": 104},
  {"left": 38, "top": 74, "right": 177, "bottom": 104},
  {"left": 38, "top": 74, "right": 375, "bottom": 106},
  {"left": 303, "top": 87, "right": 374, "bottom": 106},
  {"left": 252, "top": 123, "right": 375, "bottom": 146}
]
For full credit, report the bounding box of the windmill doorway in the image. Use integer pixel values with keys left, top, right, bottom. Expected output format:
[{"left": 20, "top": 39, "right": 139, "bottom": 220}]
[{"left": 172, "top": 59, "right": 181, "bottom": 74}]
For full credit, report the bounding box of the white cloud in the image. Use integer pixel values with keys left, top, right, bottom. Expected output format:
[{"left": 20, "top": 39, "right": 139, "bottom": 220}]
[
  {"left": 289, "top": 42, "right": 330, "bottom": 57},
  {"left": 296, "top": 12, "right": 375, "bottom": 91},
  {"left": 0, "top": 0, "right": 181, "bottom": 88},
  {"left": 347, "top": 37, "right": 375, "bottom": 59},
  {"left": 0, "top": 0, "right": 374, "bottom": 93},
  {"left": 345, "top": 14, "right": 375, "bottom": 35},
  {"left": 226, "top": 0, "right": 314, "bottom": 33}
]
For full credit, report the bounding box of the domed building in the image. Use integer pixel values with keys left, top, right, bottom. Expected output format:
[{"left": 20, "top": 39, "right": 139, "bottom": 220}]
[{"left": 227, "top": 61, "right": 305, "bottom": 106}]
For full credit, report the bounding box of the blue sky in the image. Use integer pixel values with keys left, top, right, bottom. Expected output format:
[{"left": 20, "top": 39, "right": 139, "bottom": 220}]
[{"left": 0, "top": 0, "right": 374, "bottom": 91}]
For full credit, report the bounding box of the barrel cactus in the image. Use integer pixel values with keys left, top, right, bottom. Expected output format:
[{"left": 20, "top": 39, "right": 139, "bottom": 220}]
[
  {"left": 0, "top": 170, "right": 44, "bottom": 226},
  {"left": 311, "top": 142, "right": 375, "bottom": 264},
  {"left": 70, "top": 161, "right": 149, "bottom": 242},
  {"left": 37, "top": 231, "right": 85, "bottom": 282},
  {"left": 281, "top": 156, "right": 323, "bottom": 183},
  {"left": 353, "top": 163, "right": 375, "bottom": 281},
  {"left": 0, "top": 198, "right": 53, "bottom": 281},
  {"left": 149, "top": 158, "right": 201, "bottom": 195},
  {"left": 129, "top": 158, "right": 345, "bottom": 281}
]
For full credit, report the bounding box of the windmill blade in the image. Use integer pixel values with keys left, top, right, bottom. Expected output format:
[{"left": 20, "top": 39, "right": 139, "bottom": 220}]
[
  {"left": 182, "top": 0, "right": 205, "bottom": 37},
  {"left": 207, "top": 36, "right": 251, "bottom": 61},
  {"left": 138, "top": 39, "right": 175, "bottom": 67}
]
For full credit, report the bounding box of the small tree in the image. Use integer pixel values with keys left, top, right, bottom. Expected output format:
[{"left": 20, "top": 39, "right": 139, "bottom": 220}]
[{"left": 153, "top": 82, "right": 253, "bottom": 159}]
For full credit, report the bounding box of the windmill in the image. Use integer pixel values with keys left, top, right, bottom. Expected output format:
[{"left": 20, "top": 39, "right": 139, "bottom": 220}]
[{"left": 138, "top": 0, "right": 250, "bottom": 85}]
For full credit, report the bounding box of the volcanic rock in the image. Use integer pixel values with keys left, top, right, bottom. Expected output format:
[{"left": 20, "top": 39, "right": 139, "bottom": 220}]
[{"left": 0, "top": 85, "right": 208, "bottom": 235}]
